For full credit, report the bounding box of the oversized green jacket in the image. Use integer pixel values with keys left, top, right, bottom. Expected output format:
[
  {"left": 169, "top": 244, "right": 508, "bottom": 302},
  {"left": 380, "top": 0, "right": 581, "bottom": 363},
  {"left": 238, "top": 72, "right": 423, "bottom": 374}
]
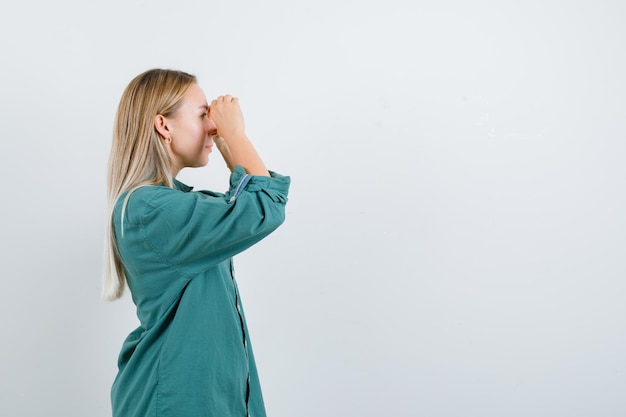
[{"left": 110, "top": 166, "right": 290, "bottom": 417}]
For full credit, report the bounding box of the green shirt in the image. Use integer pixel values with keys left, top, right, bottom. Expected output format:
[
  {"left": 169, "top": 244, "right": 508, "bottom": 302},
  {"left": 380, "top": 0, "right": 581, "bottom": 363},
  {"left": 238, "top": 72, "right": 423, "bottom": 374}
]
[{"left": 111, "top": 166, "right": 290, "bottom": 417}]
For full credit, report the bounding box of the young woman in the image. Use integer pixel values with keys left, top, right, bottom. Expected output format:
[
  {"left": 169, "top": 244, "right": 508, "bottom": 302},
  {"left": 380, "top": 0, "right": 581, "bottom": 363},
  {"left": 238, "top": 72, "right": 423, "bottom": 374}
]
[{"left": 103, "top": 69, "right": 290, "bottom": 417}]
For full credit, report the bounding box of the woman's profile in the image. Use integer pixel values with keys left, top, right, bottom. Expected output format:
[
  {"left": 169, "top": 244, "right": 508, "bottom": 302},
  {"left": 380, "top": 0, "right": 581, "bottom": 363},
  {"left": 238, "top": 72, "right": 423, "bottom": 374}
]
[{"left": 103, "top": 68, "right": 290, "bottom": 417}]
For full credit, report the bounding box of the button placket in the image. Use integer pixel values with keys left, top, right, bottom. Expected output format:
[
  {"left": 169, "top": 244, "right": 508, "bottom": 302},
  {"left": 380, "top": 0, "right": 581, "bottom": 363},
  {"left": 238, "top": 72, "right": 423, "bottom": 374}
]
[{"left": 230, "top": 259, "right": 251, "bottom": 415}]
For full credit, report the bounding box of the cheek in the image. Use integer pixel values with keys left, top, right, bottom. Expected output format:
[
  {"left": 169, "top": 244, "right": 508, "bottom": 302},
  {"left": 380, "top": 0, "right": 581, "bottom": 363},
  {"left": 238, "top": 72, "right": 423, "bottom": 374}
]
[{"left": 192, "top": 123, "right": 205, "bottom": 140}]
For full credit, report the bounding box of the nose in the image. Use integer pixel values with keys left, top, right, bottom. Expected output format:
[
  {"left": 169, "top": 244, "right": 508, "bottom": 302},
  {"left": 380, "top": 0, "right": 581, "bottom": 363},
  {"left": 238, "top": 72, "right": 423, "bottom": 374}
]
[{"left": 206, "top": 117, "right": 217, "bottom": 134}]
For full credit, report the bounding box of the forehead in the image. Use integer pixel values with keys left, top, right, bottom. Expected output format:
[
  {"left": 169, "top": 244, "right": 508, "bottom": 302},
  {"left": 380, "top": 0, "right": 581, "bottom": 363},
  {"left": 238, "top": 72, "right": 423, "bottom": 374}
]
[{"left": 181, "top": 83, "right": 208, "bottom": 107}]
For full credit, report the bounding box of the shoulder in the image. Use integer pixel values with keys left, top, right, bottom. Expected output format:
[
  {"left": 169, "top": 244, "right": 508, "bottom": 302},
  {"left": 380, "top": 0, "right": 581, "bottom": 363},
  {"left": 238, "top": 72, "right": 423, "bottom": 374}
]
[
  {"left": 119, "top": 184, "right": 179, "bottom": 208},
  {"left": 114, "top": 185, "right": 187, "bottom": 227}
]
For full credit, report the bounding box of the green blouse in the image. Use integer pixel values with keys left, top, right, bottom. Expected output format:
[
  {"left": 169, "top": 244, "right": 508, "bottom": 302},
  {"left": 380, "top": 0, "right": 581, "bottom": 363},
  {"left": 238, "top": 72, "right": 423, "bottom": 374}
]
[{"left": 110, "top": 166, "right": 290, "bottom": 417}]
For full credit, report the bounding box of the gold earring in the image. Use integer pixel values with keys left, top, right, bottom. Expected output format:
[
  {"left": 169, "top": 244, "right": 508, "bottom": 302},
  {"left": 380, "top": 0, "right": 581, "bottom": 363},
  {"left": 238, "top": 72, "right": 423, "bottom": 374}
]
[{"left": 165, "top": 136, "right": 172, "bottom": 144}]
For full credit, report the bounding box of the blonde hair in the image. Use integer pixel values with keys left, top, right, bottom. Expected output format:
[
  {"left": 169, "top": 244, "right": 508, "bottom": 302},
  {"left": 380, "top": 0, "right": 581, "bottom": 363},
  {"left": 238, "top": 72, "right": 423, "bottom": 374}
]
[{"left": 103, "top": 69, "right": 197, "bottom": 301}]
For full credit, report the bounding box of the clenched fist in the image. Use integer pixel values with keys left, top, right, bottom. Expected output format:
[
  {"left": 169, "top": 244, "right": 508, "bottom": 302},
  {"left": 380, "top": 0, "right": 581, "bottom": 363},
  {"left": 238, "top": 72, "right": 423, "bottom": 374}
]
[{"left": 209, "top": 95, "right": 246, "bottom": 142}]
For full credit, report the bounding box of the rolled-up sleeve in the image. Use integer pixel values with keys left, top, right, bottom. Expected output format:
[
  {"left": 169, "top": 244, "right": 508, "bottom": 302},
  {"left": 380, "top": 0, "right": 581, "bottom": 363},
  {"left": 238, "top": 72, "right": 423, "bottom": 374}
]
[{"left": 117, "top": 165, "right": 290, "bottom": 279}]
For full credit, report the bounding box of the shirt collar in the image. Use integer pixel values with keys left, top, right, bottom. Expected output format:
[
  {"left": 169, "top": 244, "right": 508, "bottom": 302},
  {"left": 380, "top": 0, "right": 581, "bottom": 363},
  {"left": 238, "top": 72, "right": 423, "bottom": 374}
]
[{"left": 173, "top": 178, "right": 193, "bottom": 192}]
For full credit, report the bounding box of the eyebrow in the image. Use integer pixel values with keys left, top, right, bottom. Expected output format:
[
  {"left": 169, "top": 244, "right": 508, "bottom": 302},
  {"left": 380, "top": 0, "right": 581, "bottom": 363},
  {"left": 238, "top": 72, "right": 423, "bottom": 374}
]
[{"left": 198, "top": 105, "right": 209, "bottom": 111}]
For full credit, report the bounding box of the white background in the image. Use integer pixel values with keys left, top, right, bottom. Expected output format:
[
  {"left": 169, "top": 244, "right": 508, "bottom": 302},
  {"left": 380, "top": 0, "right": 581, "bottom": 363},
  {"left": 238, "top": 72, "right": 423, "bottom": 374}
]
[{"left": 1, "top": 1, "right": 625, "bottom": 416}]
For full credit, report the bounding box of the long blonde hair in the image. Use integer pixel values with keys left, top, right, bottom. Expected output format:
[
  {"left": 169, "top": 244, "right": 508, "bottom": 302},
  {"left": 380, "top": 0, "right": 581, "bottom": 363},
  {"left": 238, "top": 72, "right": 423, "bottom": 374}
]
[{"left": 103, "top": 69, "right": 196, "bottom": 301}]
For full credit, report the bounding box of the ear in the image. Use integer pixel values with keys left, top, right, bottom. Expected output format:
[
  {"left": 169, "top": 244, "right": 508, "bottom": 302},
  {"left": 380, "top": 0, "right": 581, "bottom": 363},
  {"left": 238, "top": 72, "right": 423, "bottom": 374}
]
[{"left": 154, "top": 114, "right": 172, "bottom": 140}]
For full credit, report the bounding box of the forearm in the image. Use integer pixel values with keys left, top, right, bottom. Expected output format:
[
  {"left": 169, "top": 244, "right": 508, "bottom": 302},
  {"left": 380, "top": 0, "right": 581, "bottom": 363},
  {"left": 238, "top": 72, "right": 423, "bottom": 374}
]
[
  {"left": 219, "top": 134, "right": 269, "bottom": 177},
  {"left": 214, "top": 137, "right": 235, "bottom": 172}
]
